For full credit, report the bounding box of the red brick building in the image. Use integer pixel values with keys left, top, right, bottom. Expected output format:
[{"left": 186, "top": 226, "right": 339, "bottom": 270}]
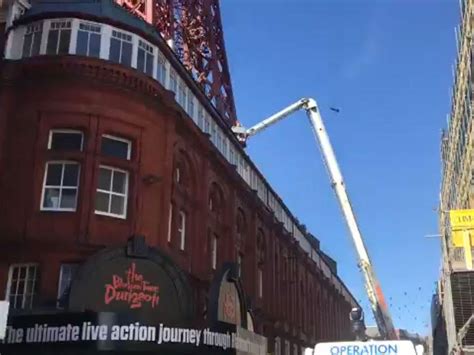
[{"left": 0, "top": 1, "right": 358, "bottom": 354}]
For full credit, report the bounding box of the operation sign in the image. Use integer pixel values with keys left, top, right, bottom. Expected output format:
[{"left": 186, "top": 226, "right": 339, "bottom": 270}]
[{"left": 314, "top": 340, "right": 421, "bottom": 355}]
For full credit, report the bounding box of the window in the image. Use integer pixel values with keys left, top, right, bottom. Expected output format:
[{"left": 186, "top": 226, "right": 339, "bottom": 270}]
[
  {"left": 76, "top": 22, "right": 101, "bottom": 58},
  {"left": 237, "top": 253, "right": 243, "bottom": 278},
  {"left": 157, "top": 54, "right": 167, "bottom": 85},
  {"left": 210, "top": 123, "right": 217, "bottom": 145},
  {"left": 178, "top": 211, "right": 186, "bottom": 250},
  {"left": 187, "top": 96, "right": 195, "bottom": 118},
  {"left": 222, "top": 138, "right": 228, "bottom": 159},
  {"left": 198, "top": 107, "right": 204, "bottom": 130},
  {"left": 137, "top": 39, "right": 154, "bottom": 76},
  {"left": 236, "top": 209, "right": 246, "bottom": 245},
  {"left": 48, "top": 129, "right": 83, "bottom": 151},
  {"left": 175, "top": 166, "right": 181, "bottom": 183},
  {"left": 95, "top": 166, "right": 129, "bottom": 218},
  {"left": 46, "top": 20, "right": 72, "bottom": 55},
  {"left": 101, "top": 135, "right": 131, "bottom": 160},
  {"left": 57, "top": 264, "right": 78, "bottom": 306},
  {"left": 204, "top": 116, "right": 210, "bottom": 134},
  {"left": 169, "top": 70, "right": 178, "bottom": 93},
  {"left": 22, "top": 22, "right": 43, "bottom": 57},
  {"left": 41, "top": 162, "right": 80, "bottom": 211},
  {"left": 209, "top": 195, "right": 214, "bottom": 211},
  {"left": 258, "top": 267, "right": 263, "bottom": 298},
  {"left": 275, "top": 337, "right": 281, "bottom": 355},
  {"left": 216, "top": 131, "right": 222, "bottom": 151},
  {"left": 285, "top": 341, "right": 290, "bottom": 355},
  {"left": 212, "top": 235, "right": 218, "bottom": 270},
  {"left": 167, "top": 203, "right": 173, "bottom": 242},
  {"left": 229, "top": 148, "right": 235, "bottom": 165},
  {"left": 6, "top": 264, "right": 38, "bottom": 310},
  {"left": 109, "top": 30, "right": 133, "bottom": 66},
  {"left": 178, "top": 83, "right": 187, "bottom": 108}
]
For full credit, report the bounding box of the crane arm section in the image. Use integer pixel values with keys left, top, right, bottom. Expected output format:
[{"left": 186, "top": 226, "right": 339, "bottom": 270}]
[{"left": 232, "top": 98, "right": 397, "bottom": 340}]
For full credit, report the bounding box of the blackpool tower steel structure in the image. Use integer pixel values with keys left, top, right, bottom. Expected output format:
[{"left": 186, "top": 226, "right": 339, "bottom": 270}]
[{"left": 115, "top": 0, "right": 237, "bottom": 126}]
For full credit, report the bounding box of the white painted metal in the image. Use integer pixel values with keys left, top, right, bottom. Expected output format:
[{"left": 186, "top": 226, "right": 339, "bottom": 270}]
[
  {"left": 243, "top": 98, "right": 307, "bottom": 138},
  {"left": 240, "top": 97, "right": 397, "bottom": 339}
]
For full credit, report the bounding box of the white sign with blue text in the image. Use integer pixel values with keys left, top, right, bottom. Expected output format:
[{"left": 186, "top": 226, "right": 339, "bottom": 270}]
[{"left": 314, "top": 340, "right": 420, "bottom": 355}]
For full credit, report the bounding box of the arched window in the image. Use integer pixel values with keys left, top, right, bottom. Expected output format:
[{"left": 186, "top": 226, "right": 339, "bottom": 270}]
[
  {"left": 236, "top": 208, "right": 246, "bottom": 249},
  {"left": 169, "top": 149, "right": 195, "bottom": 250},
  {"left": 257, "top": 229, "right": 266, "bottom": 264},
  {"left": 173, "top": 150, "right": 194, "bottom": 192},
  {"left": 208, "top": 182, "right": 224, "bottom": 217}
]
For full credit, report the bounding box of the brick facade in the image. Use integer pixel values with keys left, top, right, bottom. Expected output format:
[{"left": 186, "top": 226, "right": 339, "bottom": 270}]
[{"left": 0, "top": 55, "right": 353, "bottom": 352}]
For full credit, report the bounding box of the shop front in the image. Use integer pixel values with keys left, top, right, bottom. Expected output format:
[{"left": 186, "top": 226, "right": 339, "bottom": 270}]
[{"left": 0, "top": 236, "right": 267, "bottom": 355}]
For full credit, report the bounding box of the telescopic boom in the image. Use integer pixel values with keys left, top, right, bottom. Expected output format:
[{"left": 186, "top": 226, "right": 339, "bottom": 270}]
[{"left": 232, "top": 98, "right": 397, "bottom": 340}]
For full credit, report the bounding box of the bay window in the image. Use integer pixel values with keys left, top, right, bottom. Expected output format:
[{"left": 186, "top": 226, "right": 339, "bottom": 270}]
[
  {"left": 76, "top": 22, "right": 101, "bottom": 58},
  {"left": 109, "top": 30, "right": 132, "bottom": 66},
  {"left": 22, "top": 22, "right": 43, "bottom": 57},
  {"left": 137, "top": 39, "right": 154, "bottom": 76},
  {"left": 157, "top": 53, "right": 167, "bottom": 85},
  {"left": 46, "top": 20, "right": 72, "bottom": 55}
]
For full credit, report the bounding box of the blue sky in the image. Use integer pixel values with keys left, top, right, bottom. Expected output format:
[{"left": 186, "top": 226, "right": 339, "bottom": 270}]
[{"left": 220, "top": 0, "right": 459, "bottom": 335}]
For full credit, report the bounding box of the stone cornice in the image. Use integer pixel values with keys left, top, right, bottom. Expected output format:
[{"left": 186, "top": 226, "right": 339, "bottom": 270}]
[{"left": 1, "top": 57, "right": 175, "bottom": 108}]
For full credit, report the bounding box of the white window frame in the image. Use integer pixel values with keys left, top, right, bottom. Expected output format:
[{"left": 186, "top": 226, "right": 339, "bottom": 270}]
[
  {"left": 109, "top": 29, "right": 133, "bottom": 66},
  {"left": 237, "top": 253, "right": 243, "bottom": 277},
  {"left": 46, "top": 20, "right": 72, "bottom": 55},
  {"left": 6, "top": 263, "right": 39, "bottom": 310},
  {"left": 211, "top": 123, "right": 217, "bottom": 145},
  {"left": 222, "top": 138, "right": 228, "bottom": 160},
  {"left": 101, "top": 134, "right": 132, "bottom": 160},
  {"left": 258, "top": 267, "right": 263, "bottom": 298},
  {"left": 40, "top": 160, "right": 81, "bottom": 212},
  {"left": 197, "top": 106, "right": 205, "bottom": 130},
  {"left": 187, "top": 94, "right": 195, "bottom": 120},
  {"left": 57, "top": 263, "right": 78, "bottom": 307},
  {"left": 167, "top": 203, "right": 173, "bottom": 243},
  {"left": 275, "top": 337, "right": 281, "bottom": 355},
  {"left": 169, "top": 69, "right": 178, "bottom": 93},
  {"left": 178, "top": 82, "right": 187, "bottom": 108},
  {"left": 212, "top": 235, "right": 217, "bottom": 270},
  {"left": 175, "top": 166, "right": 181, "bottom": 183},
  {"left": 178, "top": 210, "right": 186, "bottom": 250},
  {"left": 75, "top": 21, "right": 102, "bottom": 58},
  {"left": 229, "top": 147, "right": 235, "bottom": 165},
  {"left": 137, "top": 39, "right": 155, "bottom": 76},
  {"left": 157, "top": 52, "right": 168, "bottom": 86},
  {"left": 204, "top": 115, "right": 211, "bottom": 134},
  {"left": 22, "top": 21, "right": 43, "bottom": 57},
  {"left": 47, "top": 129, "right": 84, "bottom": 151},
  {"left": 95, "top": 165, "right": 129, "bottom": 219}
]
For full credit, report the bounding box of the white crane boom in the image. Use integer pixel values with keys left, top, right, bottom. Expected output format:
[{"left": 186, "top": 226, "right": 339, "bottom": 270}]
[{"left": 233, "top": 98, "right": 397, "bottom": 340}]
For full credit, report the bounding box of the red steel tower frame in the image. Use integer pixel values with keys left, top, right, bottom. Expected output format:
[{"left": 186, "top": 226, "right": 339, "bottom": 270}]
[{"left": 115, "top": 0, "right": 237, "bottom": 126}]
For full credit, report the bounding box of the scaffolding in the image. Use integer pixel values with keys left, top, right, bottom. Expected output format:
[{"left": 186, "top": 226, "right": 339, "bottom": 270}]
[{"left": 439, "top": 0, "right": 474, "bottom": 353}]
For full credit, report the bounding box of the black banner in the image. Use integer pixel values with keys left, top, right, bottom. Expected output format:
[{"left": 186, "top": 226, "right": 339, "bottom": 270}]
[{"left": 0, "top": 312, "right": 266, "bottom": 355}]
